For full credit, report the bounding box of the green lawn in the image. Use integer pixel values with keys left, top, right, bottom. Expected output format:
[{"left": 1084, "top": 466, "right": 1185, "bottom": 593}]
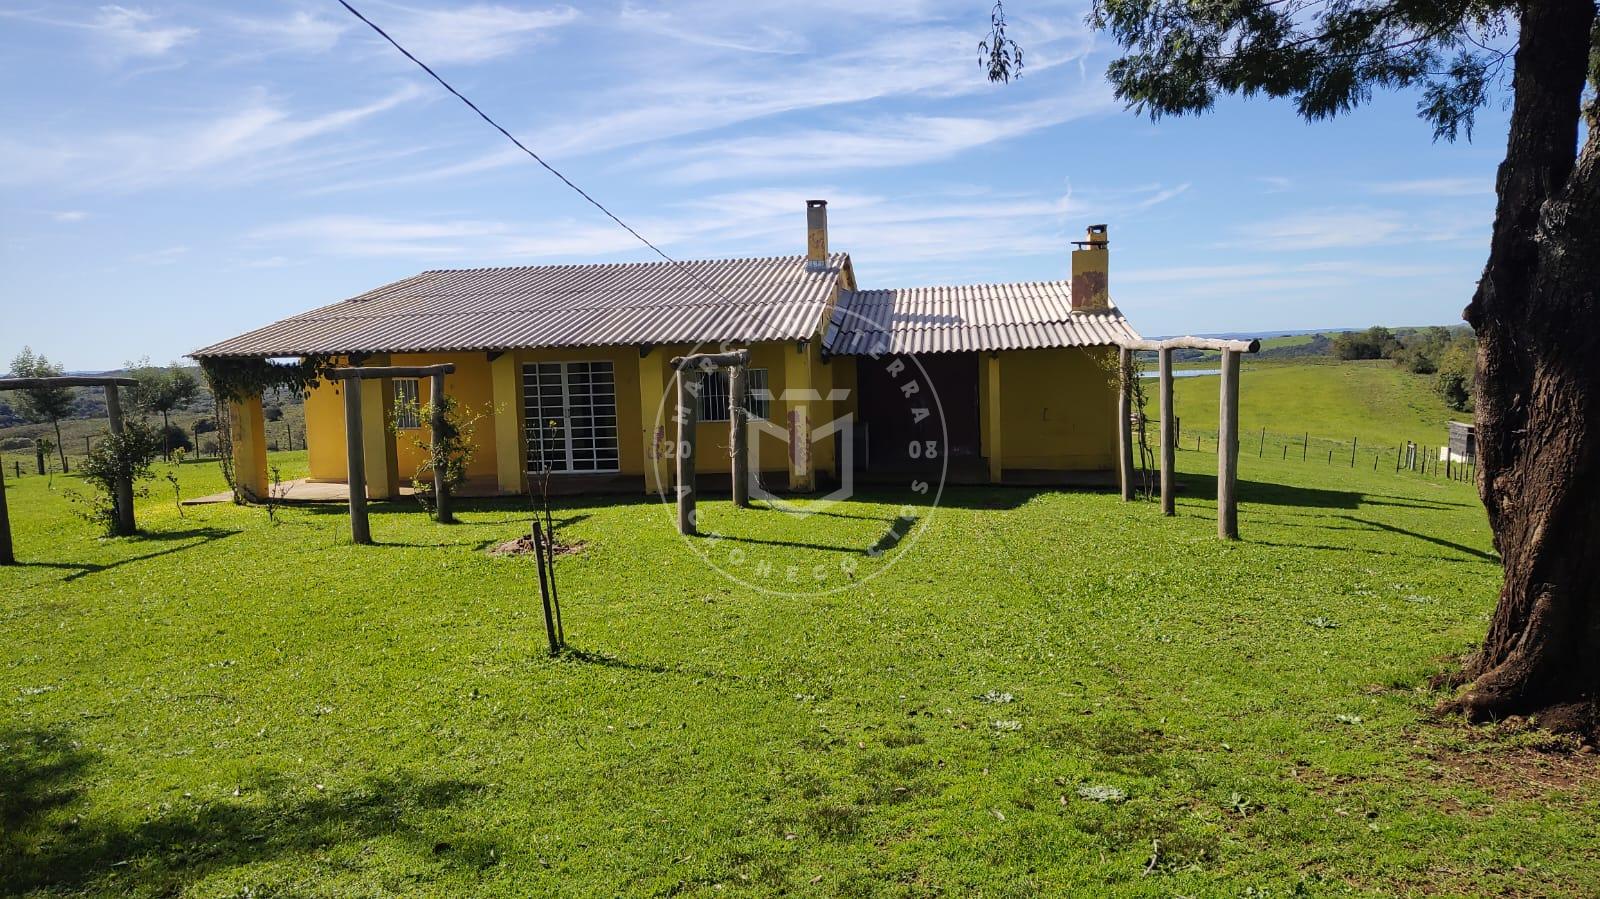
[{"left": 3, "top": 443, "right": 1595, "bottom": 897}]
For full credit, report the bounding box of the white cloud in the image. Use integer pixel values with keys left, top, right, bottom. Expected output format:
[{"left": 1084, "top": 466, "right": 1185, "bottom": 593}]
[
  {"left": 617, "top": 5, "right": 806, "bottom": 55},
  {"left": 1366, "top": 177, "right": 1487, "bottom": 198},
  {"left": 228, "top": 10, "right": 347, "bottom": 55},
  {"left": 91, "top": 5, "right": 196, "bottom": 61},
  {"left": 1231, "top": 210, "right": 1406, "bottom": 251},
  {"left": 50, "top": 211, "right": 91, "bottom": 223},
  {"left": 369, "top": 4, "right": 578, "bottom": 65},
  {"left": 130, "top": 245, "right": 189, "bottom": 264},
  {"left": 0, "top": 85, "right": 423, "bottom": 190},
  {"left": 644, "top": 94, "right": 1116, "bottom": 182}
]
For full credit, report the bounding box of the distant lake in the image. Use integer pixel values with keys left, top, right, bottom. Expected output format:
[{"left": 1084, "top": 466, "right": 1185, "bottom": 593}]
[{"left": 1140, "top": 369, "right": 1220, "bottom": 378}]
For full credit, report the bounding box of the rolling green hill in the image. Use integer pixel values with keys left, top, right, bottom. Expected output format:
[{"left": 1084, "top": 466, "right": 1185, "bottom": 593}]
[{"left": 1165, "top": 358, "right": 1466, "bottom": 461}]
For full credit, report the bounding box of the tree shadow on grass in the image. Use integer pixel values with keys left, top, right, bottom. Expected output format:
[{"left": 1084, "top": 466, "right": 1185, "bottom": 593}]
[
  {"left": 560, "top": 646, "right": 740, "bottom": 683},
  {"left": 0, "top": 725, "right": 483, "bottom": 895},
  {"left": 11, "top": 527, "right": 239, "bottom": 583},
  {"left": 1336, "top": 514, "right": 1499, "bottom": 563}
]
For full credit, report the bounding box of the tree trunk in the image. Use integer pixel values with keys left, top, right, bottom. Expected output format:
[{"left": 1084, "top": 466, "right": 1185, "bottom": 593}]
[
  {"left": 1456, "top": 0, "right": 1600, "bottom": 735},
  {"left": 52, "top": 419, "right": 67, "bottom": 473},
  {"left": 162, "top": 410, "right": 171, "bottom": 461}
]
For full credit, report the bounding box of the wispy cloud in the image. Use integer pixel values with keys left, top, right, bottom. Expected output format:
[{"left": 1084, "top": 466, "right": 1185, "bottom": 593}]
[
  {"left": 617, "top": 5, "right": 806, "bottom": 55},
  {"left": 1231, "top": 209, "right": 1406, "bottom": 251},
  {"left": 227, "top": 10, "right": 347, "bottom": 55},
  {"left": 0, "top": 85, "right": 423, "bottom": 190},
  {"left": 1366, "top": 177, "right": 1487, "bottom": 198},
  {"left": 644, "top": 94, "right": 1116, "bottom": 182},
  {"left": 49, "top": 210, "right": 91, "bottom": 223},
  {"left": 363, "top": 3, "right": 579, "bottom": 65},
  {"left": 91, "top": 5, "right": 196, "bottom": 61}
]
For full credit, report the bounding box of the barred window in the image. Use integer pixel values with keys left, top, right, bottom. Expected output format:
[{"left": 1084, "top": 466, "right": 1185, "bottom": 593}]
[
  {"left": 393, "top": 378, "right": 421, "bottom": 429},
  {"left": 699, "top": 368, "right": 769, "bottom": 422}
]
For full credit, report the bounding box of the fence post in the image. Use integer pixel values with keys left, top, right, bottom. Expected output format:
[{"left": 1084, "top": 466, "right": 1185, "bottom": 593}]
[
  {"left": 1258, "top": 426, "right": 1266, "bottom": 457},
  {"left": 676, "top": 367, "right": 699, "bottom": 534},
  {"left": 1217, "top": 349, "right": 1241, "bottom": 540},
  {"left": 0, "top": 452, "right": 12, "bottom": 565},
  {"left": 1350, "top": 436, "right": 1357, "bottom": 467},
  {"left": 1158, "top": 347, "right": 1175, "bottom": 516}
]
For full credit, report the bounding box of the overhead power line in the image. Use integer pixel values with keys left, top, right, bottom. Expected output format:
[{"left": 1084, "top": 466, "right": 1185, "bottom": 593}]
[{"left": 334, "top": 0, "right": 747, "bottom": 306}]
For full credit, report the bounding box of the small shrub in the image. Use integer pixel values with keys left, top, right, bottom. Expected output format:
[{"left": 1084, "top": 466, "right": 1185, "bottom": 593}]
[{"left": 72, "top": 417, "right": 161, "bottom": 534}]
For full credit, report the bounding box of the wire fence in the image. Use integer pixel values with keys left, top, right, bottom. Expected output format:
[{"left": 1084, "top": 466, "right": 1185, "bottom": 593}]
[{"left": 1145, "top": 419, "right": 1478, "bottom": 483}]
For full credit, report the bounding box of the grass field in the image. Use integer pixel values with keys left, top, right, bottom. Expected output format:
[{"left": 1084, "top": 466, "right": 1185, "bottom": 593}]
[
  {"left": 1169, "top": 359, "right": 1465, "bottom": 461},
  {"left": 4, "top": 426, "right": 1597, "bottom": 895}
]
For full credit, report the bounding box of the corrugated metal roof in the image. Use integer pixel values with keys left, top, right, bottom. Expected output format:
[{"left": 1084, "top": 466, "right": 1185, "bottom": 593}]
[
  {"left": 823, "top": 281, "right": 1141, "bottom": 355},
  {"left": 191, "top": 254, "right": 849, "bottom": 358}
]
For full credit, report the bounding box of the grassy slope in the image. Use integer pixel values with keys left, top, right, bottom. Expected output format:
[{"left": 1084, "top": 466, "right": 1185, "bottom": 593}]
[
  {"left": 1169, "top": 359, "right": 1465, "bottom": 458},
  {"left": 3, "top": 440, "right": 1595, "bottom": 896}
]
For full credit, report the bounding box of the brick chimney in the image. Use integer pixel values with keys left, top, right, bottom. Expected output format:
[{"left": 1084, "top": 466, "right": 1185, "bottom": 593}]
[
  {"left": 806, "top": 200, "right": 829, "bottom": 269},
  {"left": 1070, "top": 224, "right": 1109, "bottom": 312}
]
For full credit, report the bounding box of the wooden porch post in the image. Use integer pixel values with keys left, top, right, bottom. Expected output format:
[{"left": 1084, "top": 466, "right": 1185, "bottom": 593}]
[
  {"left": 430, "top": 371, "right": 453, "bottom": 523},
  {"left": 342, "top": 381, "right": 371, "bottom": 545},
  {"left": 1158, "top": 346, "right": 1175, "bottom": 516},
  {"left": 729, "top": 364, "right": 750, "bottom": 508},
  {"left": 1117, "top": 347, "right": 1134, "bottom": 501},
  {"left": 104, "top": 384, "right": 136, "bottom": 536},
  {"left": 675, "top": 368, "right": 698, "bottom": 535},
  {"left": 1218, "top": 349, "right": 1241, "bottom": 540}
]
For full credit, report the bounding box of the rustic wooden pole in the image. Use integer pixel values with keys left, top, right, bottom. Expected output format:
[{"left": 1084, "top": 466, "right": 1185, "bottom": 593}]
[
  {"left": 34, "top": 442, "right": 45, "bottom": 475},
  {"left": 430, "top": 371, "right": 453, "bottom": 524},
  {"left": 342, "top": 382, "right": 371, "bottom": 545},
  {"left": 1302, "top": 432, "right": 1309, "bottom": 461},
  {"left": 0, "top": 453, "right": 13, "bottom": 565},
  {"left": 675, "top": 369, "right": 698, "bottom": 535},
  {"left": 1258, "top": 425, "right": 1266, "bottom": 457},
  {"left": 1218, "top": 349, "right": 1241, "bottom": 540},
  {"left": 1117, "top": 347, "right": 1134, "bottom": 501},
  {"left": 1158, "top": 347, "right": 1175, "bottom": 516},
  {"left": 103, "top": 384, "right": 136, "bottom": 536},
  {"left": 1351, "top": 436, "right": 1358, "bottom": 467},
  {"left": 729, "top": 364, "right": 750, "bottom": 508}
]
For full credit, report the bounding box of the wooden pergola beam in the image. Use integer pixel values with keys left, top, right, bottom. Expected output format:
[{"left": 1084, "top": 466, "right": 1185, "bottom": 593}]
[
  {"left": 1121, "top": 337, "right": 1262, "bottom": 353},
  {"left": 326, "top": 364, "right": 456, "bottom": 380},
  {"left": 0, "top": 376, "right": 138, "bottom": 389}
]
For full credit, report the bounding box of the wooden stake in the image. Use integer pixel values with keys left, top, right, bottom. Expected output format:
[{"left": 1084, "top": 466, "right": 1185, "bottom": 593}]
[
  {"left": 676, "top": 369, "right": 698, "bottom": 535},
  {"left": 1117, "top": 347, "right": 1134, "bottom": 501},
  {"left": 1351, "top": 436, "right": 1358, "bottom": 467},
  {"left": 343, "top": 382, "right": 371, "bottom": 545},
  {"left": 1218, "top": 349, "right": 1240, "bottom": 540},
  {"left": 729, "top": 364, "right": 750, "bottom": 508},
  {"left": 430, "top": 371, "right": 453, "bottom": 524},
  {"left": 104, "top": 384, "right": 136, "bottom": 536},
  {"left": 1258, "top": 425, "right": 1266, "bottom": 457},
  {"left": 1158, "top": 347, "right": 1175, "bottom": 516},
  {"left": 532, "top": 520, "right": 561, "bottom": 655},
  {"left": 1302, "top": 432, "right": 1309, "bottom": 461}
]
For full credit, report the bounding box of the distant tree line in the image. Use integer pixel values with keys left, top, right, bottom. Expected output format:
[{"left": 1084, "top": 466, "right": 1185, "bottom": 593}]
[{"left": 1331, "top": 326, "right": 1475, "bottom": 411}]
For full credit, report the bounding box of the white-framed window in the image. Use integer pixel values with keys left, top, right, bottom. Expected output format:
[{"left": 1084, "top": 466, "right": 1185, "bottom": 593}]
[
  {"left": 522, "top": 361, "right": 620, "bottom": 473},
  {"left": 393, "top": 378, "right": 421, "bottom": 429},
  {"left": 698, "top": 368, "right": 770, "bottom": 422}
]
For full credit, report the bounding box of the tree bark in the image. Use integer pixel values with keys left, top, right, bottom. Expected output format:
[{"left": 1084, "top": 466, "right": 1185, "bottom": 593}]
[{"left": 1457, "top": 0, "right": 1600, "bottom": 734}]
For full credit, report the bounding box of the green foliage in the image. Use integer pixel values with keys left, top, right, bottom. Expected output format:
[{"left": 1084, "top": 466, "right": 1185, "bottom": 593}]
[
  {"left": 72, "top": 417, "right": 161, "bottom": 535},
  {"left": 1331, "top": 326, "right": 1402, "bottom": 361},
  {"left": 1085, "top": 0, "right": 1518, "bottom": 140},
  {"left": 126, "top": 358, "right": 200, "bottom": 417},
  {"left": 392, "top": 392, "right": 485, "bottom": 515},
  {"left": 198, "top": 355, "right": 334, "bottom": 404},
  {"left": 6, "top": 347, "right": 73, "bottom": 423},
  {"left": 979, "top": 0, "right": 1024, "bottom": 83}
]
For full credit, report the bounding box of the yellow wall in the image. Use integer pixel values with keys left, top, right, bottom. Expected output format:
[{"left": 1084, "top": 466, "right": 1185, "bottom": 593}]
[
  {"left": 304, "top": 352, "right": 500, "bottom": 486},
  {"left": 988, "top": 346, "right": 1118, "bottom": 471}
]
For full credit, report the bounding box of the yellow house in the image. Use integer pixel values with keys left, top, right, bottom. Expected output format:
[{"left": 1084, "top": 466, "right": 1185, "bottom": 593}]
[{"left": 191, "top": 203, "right": 1140, "bottom": 500}]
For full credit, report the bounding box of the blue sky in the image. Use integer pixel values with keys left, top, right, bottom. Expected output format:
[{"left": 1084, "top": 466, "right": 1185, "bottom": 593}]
[{"left": 1, "top": 1, "right": 1506, "bottom": 370}]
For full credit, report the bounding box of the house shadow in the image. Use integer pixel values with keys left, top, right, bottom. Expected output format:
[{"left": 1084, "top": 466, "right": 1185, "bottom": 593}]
[
  {"left": 12, "top": 527, "right": 239, "bottom": 583},
  {"left": 0, "top": 725, "right": 484, "bottom": 895}
]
